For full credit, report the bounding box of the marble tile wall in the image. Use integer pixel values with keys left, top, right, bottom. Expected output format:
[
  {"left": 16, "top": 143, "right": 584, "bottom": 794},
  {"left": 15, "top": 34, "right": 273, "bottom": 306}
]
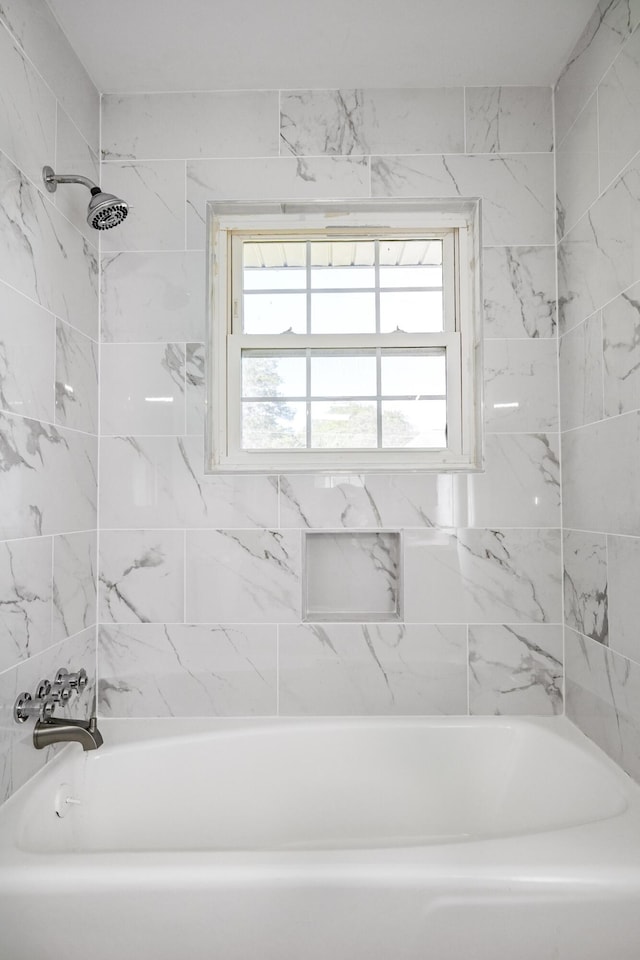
[
  {"left": 556, "top": 0, "right": 640, "bottom": 782},
  {"left": 98, "top": 82, "right": 562, "bottom": 721},
  {"left": 0, "top": 3, "right": 99, "bottom": 805}
]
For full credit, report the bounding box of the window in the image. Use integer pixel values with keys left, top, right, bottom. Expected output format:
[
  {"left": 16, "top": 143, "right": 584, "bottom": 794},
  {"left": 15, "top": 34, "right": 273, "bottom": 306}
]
[{"left": 207, "top": 200, "right": 481, "bottom": 473}]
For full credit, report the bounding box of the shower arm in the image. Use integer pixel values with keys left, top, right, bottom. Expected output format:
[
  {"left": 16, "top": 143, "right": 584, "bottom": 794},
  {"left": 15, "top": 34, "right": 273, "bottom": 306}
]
[{"left": 42, "top": 166, "right": 99, "bottom": 194}]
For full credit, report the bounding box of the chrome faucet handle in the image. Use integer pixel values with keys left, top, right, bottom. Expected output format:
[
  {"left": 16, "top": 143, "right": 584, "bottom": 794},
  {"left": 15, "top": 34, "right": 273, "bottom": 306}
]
[
  {"left": 55, "top": 668, "right": 88, "bottom": 691},
  {"left": 35, "top": 678, "right": 51, "bottom": 699},
  {"left": 47, "top": 682, "right": 73, "bottom": 703},
  {"left": 14, "top": 693, "right": 55, "bottom": 724}
]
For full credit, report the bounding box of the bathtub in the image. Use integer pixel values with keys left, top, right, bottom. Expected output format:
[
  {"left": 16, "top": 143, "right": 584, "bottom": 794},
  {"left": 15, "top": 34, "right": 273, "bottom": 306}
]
[{"left": 1, "top": 716, "right": 640, "bottom": 960}]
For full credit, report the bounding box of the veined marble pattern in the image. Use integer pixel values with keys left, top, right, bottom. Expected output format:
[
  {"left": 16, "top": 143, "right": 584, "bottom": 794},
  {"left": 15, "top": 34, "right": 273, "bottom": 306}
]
[
  {"left": 565, "top": 627, "right": 640, "bottom": 784},
  {"left": 562, "top": 411, "right": 640, "bottom": 536},
  {"left": 563, "top": 530, "right": 608, "bottom": 644},
  {"left": 599, "top": 23, "right": 640, "bottom": 189},
  {"left": 0, "top": 151, "right": 98, "bottom": 339},
  {"left": 55, "top": 319, "right": 98, "bottom": 434},
  {"left": 101, "top": 251, "right": 206, "bottom": 343},
  {"left": 305, "top": 532, "right": 400, "bottom": 620},
  {"left": 99, "top": 436, "right": 278, "bottom": 529},
  {"left": 279, "top": 473, "right": 454, "bottom": 529},
  {"left": 186, "top": 156, "right": 369, "bottom": 249},
  {"left": 560, "top": 313, "right": 604, "bottom": 430},
  {"left": 482, "top": 245, "right": 556, "bottom": 339},
  {"left": 607, "top": 534, "right": 640, "bottom": 661},
  {"left": 469, "top": 624, "right": 563, "bottom": 715},
  {"left": 185, "top": 529, "right": 301, "bottom": 623},
  {"left": 458, "top": 433, "right": 560, "bottom": 528},
  {"left": 465, "top": 87, "right": 553, "bottom": 154},
  {"left": 280, "top": 88, "right": 464, "bottom": 157},
  {"left": 0, "top": 279, "right": 55, "bottom": 422},
  {"left": 99, "top": 529, "right": 185, "bottom": 624},
  {"left": 0, "top": 0, "right": 99, "bottom": 150},
  {"left": 555, "top": 0, "right": 640, "bottom": 144},
  {"left": 403, "top": 528, "right": 562, "bottom": 624},
  {"left": 98, "top": 623, "right": 277, "bottom": 717},
  {"left": 99, "top": 161, "right": 185, "bottom": 252},
  {"left": 555, "top": 94, "right": 599, "bottom": 240},
  {"left": 100, "top": 343, "right": 186, "bottom": 436},
  {"left": 186, "top": 343, "right": 205, "bottom": 435},
  {"left": 52, "top": 530, "right": 96, "bottom": 643},
  {"left": 483, "top": 339, "right": 558, "bottom": 432},
  {"left": 0, "top": 411, "right": 97, "bottom": 539},
  {"left": 603, "top": 283, "right": 640, "bottom": 417},
  {"left": 102, "top": 91, "right": 279, "bottom": 160},
  {"left": 0, "top": 20, "right": 56, "bottom": 192},
  {"left": 558, "top": 154, "right": 640, "bottom": 335},
  {"left": 371, "top": 153, "right": 554, "bottom": 245},
  {"left": 278, "top": 623, "right": 467, "bottom": 716},
  {"left": 54, "top": 106, "right": 99, "bottom": 245},
  {"left": 0, "top": 536, "right": 52, "bottom": 672}
]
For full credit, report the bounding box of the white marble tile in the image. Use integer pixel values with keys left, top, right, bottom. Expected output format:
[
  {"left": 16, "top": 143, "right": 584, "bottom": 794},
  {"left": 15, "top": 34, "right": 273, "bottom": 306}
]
[
  {"left": 54, "top": 106, "right": 100, "bottom": 245},
  {"left": 0, "top": 279, "right": 55, "bottom": 422},
  {"left": 52, "top": 530, "right": 97, "bottom": 643},
  {"left": 562, "top": 410, "right": 640, "bottom": 535},
  {"left": 0, "top": 536, "right": 52, "bottom": 672},
  {"left": 279, "top": 623, "right": 468, "bottom": 716},
  {"left": 99, "top": 529, "right": 184, "bottom": 624},
  {"left": 185, "top": 529, "right": 301, "bottom": 623},
  {"left": 458, "top": 433, "right": 560, "bottom": 528},
  {"left": 101, "top": 251, "right": 206, "bottom": 343},
  {"left": 100, "top": 435, "right": 278, "bottom": 529},
  {"left": 186, "top": 156, "right": 369, "bottom": 249},
  {"left": 100, "top": 343, "right": 185, "bottom": 436},
  {"left": 469, "top": 624, "right": 563, "bottom": 715},
  {"left": 560, "top": 312, "right": 604, "bottom": 430},
  {"left": 98, "top": 623, "right": 277, "bottom": 717},
  {"left": 305, "top": 532, "right": 400, "bottom": 620},
  {"left": 555, "top": 0, "right": 640, "bottom": 144},
  {"left": 563, "top": 530, "right": 608, "bottom": 645},
  {"left": 403, "top": 528, "right": 562, "bottom": 624},
  {"left": 607, "top": 534, "right": 640, "bottom": 660},
  {"left": 99, "top": 161, "right": 185, "bottom": 252},
  {"left": 0, "top": 412, "right": 97, "bottom": 539},
  {"left": 482, "top": 245, "right": 556, "bottom": 339},
  {"left": 279, "top": 473, "right": 454, "bottom": 529},
  {"left": 280, "top": 88, "right": 464, "bottom": 156},
  {"left": 565, "top": 627, "right": 640, "bottom": 784},
  {"left": 465, "top": 87, "right": 553, "bottom": 154},
  {"left": 603, "top": 283, "right": 640, "bottom": 416},
  {"left": 186, "top": 343, "right": 206, "bottom": 435},
  {"left": 102, "top": 91, "right": 279, "bottom": 160},
  {"left": 55, "top": 319, "right": 98, "bottom": 434},
  {"left": 0, "top": 21, "right": 56, "bottom": 191},
  {"left": 0, "top": 151, "right": 98, "bottom": 339},
  {"left": 599, "top": 24, "right": 640, "bottom": 189},
  {"left": 0, "top": 0, "right": 99, "bottom": 151},
  {"left": 371, "top": 154, "right": 555, "bottom": 245},
  {"left": 483, "top": 339, "right": 558, "bottom": 432},
  {"left": 555, "top": 94, "right": 599, "bottom": 240}
]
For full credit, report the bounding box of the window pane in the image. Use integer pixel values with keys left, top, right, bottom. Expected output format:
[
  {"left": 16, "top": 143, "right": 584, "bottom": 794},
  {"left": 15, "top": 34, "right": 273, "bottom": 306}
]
[
  {"left": 311, "top": 292, "right": 376, "bottom": 333},
  {"left": 379, "top": 239, "right": 442, "bottom": 266},
  {"left": 243, "top": 241, "right": 306, "bottom": 290},
  {"left": 311, "top": 401, "right": 378, "bottom": 448},
  {"left": 310, "top": 240, "right": 375, "bottom": 291},
  {"left": 311, "top": 353, "right": 377, "bottom": 397},
  {"left": 379, "top": 264, "right": 443, "bottom": 289},
  {"left": 243, "top": 293, "right": 306, "bottom": 334},
  {"left": 244, "top": 267, "right": 307, "bottom": 291},
  {"left": 242, "top": 401, "right": 306, "bottom": 449},
  {"left": 381, "top": 400, "right": 447, "bottom": 449},
  {"left": 381, "top": 350, "right": 446, "bottom": 397},
  {"left": 242, "top": 353, "right": 306, "bottom": 398},
  {"left": 379, "top": 291, "right": 444, "bottom": 333}
]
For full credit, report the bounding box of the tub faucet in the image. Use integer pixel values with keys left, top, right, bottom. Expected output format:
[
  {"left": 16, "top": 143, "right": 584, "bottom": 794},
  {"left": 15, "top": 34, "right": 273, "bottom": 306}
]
[{"left": 33, "top": 716, "right": 103, "bottom": 752}]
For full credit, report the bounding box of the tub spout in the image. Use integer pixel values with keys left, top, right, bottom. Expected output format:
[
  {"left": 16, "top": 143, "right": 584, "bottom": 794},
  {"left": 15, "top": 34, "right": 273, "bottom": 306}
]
[{"left": 33, "top": 716, "right": 103, "bottom": 752}]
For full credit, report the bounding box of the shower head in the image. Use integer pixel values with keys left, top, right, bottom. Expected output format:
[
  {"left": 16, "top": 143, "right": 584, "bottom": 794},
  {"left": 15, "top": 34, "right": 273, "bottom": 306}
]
[{"left": 42, "top": 166, "right": 129, "bottom": 231}]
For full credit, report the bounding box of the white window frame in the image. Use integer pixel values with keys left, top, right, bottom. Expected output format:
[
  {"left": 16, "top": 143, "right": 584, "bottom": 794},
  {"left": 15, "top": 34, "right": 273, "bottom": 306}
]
[{"left": 206, "top": 199, "right": 482, "bottom": 474}]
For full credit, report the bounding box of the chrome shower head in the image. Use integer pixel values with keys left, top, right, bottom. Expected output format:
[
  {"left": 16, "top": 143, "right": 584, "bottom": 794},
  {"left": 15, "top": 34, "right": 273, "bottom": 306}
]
[{"left": 42, "top": 166, "right": 129, "bottom": 231}]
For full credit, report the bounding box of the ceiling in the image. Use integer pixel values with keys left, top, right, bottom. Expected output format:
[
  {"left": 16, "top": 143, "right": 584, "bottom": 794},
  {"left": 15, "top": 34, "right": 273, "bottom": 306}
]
[{"left": 47, "top": 0, "right": 597, "bottom": 93}]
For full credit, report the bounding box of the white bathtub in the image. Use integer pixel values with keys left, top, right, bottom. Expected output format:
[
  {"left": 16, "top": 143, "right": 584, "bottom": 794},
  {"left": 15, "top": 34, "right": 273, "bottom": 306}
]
[{"left": 1, "top": 716, "right": 640, "bottom": 960}]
